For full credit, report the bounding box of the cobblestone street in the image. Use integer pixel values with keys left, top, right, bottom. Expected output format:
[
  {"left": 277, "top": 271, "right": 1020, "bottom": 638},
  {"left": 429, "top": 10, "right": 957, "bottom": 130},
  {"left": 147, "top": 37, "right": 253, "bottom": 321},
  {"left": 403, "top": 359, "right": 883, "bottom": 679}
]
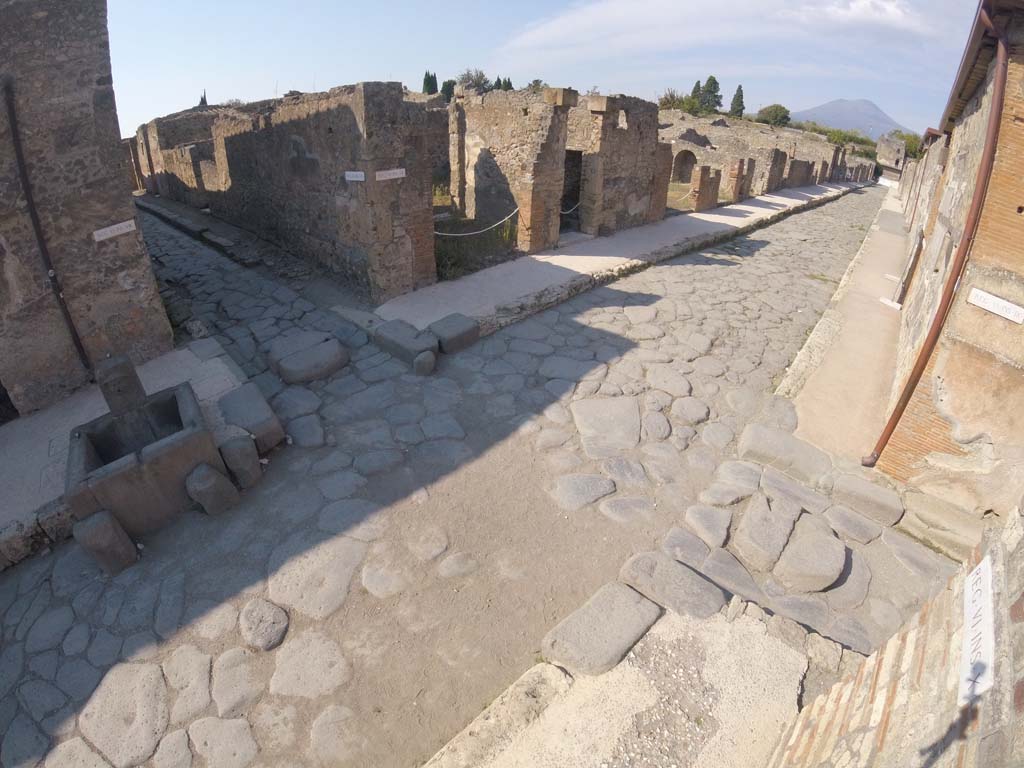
[{"left": 1, "top": 185, "right": 957, "bottom": 768}]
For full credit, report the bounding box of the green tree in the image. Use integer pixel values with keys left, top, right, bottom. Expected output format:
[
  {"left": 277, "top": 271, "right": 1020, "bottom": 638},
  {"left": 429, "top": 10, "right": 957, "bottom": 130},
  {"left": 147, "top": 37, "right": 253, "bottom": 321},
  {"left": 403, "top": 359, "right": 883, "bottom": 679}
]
[
  {"left": 527, "top": 79, "right": 548, "bottom": 93},
  {"left": 503, "top": 77, "right": 513, "bottom": 91},
  {"left": 440, "top": 79, "right": 457, "bottom": 103},
  {"left": 457, "top": 68, "right": 492, "bottom": 92},
  {"left": 422, "top": 71, "right": 438, "bottom": 94},
  {"left": 690, "top": 80, "right": 702, "bottom": 99},
  {"left": 729, "top": 85, "right": 745, "bottom": 118},
  {"left": 493, "top": 74, "right": 502, "bottom": 91},
  {"left": 658, "top": 88, "right": 702, "bottom": 115},
  {"left": 889, "top": 130, "right": 923, "bottom": 158},
  {"left": 756, "top": 103, "right": 791, "bottom": 126},
  {"left": 699, "top": 76, "right": 722, "bottom": 113},
  {"left": 198, "top": 90, "right": 208, "bottom": 107}
]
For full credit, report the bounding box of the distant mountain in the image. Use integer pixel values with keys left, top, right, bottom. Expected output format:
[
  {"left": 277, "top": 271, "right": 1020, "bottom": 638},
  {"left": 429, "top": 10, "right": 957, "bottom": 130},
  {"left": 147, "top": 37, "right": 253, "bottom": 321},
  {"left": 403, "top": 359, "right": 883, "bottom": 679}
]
[{"left": 791, "top": 99, "right": 912, "bottom": 140}]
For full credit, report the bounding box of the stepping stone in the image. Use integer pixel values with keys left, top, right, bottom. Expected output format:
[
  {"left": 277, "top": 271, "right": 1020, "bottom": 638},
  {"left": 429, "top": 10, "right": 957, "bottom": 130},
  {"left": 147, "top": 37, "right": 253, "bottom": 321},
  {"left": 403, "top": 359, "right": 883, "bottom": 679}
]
[
  {"left": 79, "top": 662, "right": 169, "bottom": 768},
  {"left": 645, "top": 365, "right": 691, "bottom": 397},
  {"left": 824, "top": 505, "right": 882, "bottom": 544},
  {"left": 731, "top": 492, "right": 800, "bottom": 572},
  {"left": 737, "top": 424, "right": 831, "bottom": 484},
  {"left": 269, "top": 331, "right": 348, "bottom": 384},
  {"left": 824, "top": 550, "right": 872, "bottom": 612},
  {"left": 831, "top": 473, "right": 904, "bottom": 526},
  {"left": 701, "top": 548, "right": 765, "bottom": 602},
  {"left": 428, "top": 313, "right": 480, "bottom": 354},
  {"left": 549, "top": 475, "right": 616, "bottom": 511},
  {"left": 270, "top": 630, "right": 350, "bottom": 698},
  {"left": 541, "top": 583, "right": 661, "bottom": 676},
  {"left": 599, "top": 497, "right": 655, "bottom": 524},
  {"left": 671, "top": 396, "right": 710, "bottom": 425},
  {"left": 620, "top": 551, "right": 726, "bottom": 618},
  {"left": 219, "top": 382, "right": 285, "bottom": 453},
  {"left": 373, "top": 319, "right": 439, "bottom": 365},
  {"left": 188, "top": 717, "right": 257, "bottom": 768},
  {"left": 271, "top": 386, "right": 322, "bottom": 421},
  {"left": 570, "top": 398, "right": 640, "bottom": 458},
  {"left": 661, "top": 527, "right": 710, "bottom": 569},
  {"left": 684, "top": 505, "right": 732, "bottom": 548},
  {"left": 774, "top": 533, "right": 846, "bottom": 593},
  {"left": 239, "top": 598, "right": 289, "bottom": 651},
  {"left": 760, "top": 467, "right": 830, "bottom": 514}
]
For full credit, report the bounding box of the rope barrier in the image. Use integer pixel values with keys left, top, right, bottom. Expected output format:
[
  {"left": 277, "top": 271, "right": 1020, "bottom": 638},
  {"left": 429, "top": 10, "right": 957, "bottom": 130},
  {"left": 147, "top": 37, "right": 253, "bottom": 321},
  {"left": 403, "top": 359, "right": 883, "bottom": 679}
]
[
  {"left": 560, "top": 201, "right": 581, "bottom": 215},
  {"left": 434, "top": 207, "right": 519, "bottom": 237}
]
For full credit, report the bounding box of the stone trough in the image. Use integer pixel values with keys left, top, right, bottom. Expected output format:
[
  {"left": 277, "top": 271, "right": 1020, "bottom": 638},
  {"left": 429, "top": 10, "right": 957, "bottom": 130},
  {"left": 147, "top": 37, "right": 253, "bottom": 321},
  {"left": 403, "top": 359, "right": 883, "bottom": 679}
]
[{"left": 64, "top": 356, "right": 237, "bottom": 572}]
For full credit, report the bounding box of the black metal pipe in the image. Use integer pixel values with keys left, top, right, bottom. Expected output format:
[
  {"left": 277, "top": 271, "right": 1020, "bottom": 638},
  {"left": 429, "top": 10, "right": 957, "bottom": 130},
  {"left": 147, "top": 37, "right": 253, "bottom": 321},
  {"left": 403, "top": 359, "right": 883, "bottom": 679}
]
[{"left": 2, "top": 77, "right": 92, "bottom": 374}]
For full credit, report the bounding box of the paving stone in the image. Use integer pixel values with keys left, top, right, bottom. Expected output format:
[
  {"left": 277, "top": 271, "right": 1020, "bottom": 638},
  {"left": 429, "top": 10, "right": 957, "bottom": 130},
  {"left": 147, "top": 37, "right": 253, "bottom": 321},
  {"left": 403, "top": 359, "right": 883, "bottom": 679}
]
[
  {"left": 702, "top": 422, "right": 735, "bottom": 450},
  {"left": 774, "top": 533, "right": 847, "bottom": 593},
  {"left": 28, "top": 650, "right": 57, "bottom": 681},
  {"left": 73, "top": 511, "right": 138, "bottom": 575},
  {"left": 406, "top": 526, "right": 449, "bottom": 561},
  {"left": 318, "top": 499, "right": 386, "bottom": 541},
  {"left": 309, "top": 705, "right": 364, "bottom": 765},
  {"left": 186, "top": 464, "right": 240, "bottom": 515},
  {"left": 79, "top": 662, "right": 169, "bottom": 768},
  {"left": 219, "top": 382, "right": 285, "bottom": 453},
  {"left": 361, "top": 555, "right": 408, "bottom": 598},
  {"left": 413, "top": 350, "right": 436, "bottom": 375},
  {"left": 825, "top": 614, "right": 874, "bottom": 654},
  {"left": 25, "top": 606, "right": 73, "bottom": 654},
  {"left": 278, "top": 339, "right": 349, "bottom": 384},
  {"left": 541, "top": 583, "right": 661, "bottom": 676},
  {"left": 715, "top": 460, "right": 762, "bottom": 494},
  {"left": 212, "top": 648, "right": 264, "bottom": 718},
  {"left": 154, "top": 573, "right": 186, "bottom": 641},
  {"left": 239, "top": 598, "right": 289, "bottom": 651},
  {"left": 599, "top": 497, "right": 655, "bottom": 524},
  {"left": 354, "top": 449, "right": 403, "bottom": 476},
  {"left": 54, "top": 658, "right": 101, "bottom": 702},
  {"left": 267, "top": 531, "right": 367, "bottom": 619},
  {"left": 184, "top": 601, "right": 238, "bottom": 640},
  {"left": 270, "top": 630, "right": 350, "bottom": 698},
  {"left": 373, "top": 319, "right": 439, "bottom": 365},
  {"left": 51, "top": 545, "right": 102, "bottom": 598},
  {"left": 825, "top": 505, "right": 883, "bottom": 544},
  {"left": 549, "top": 475, "right": 617, "bottom": 511},
  {"left": 661, "top": 527, "right": 711, "bottom": 569},
  {"left": 251, "top": 701, "right": 298, "bottom": 752},
  {"left": 310, "top": 450, "right": 354, "bottom": 475},
  {"left": 61, "top": 622, "right": 90, "bottom": 656},
  {"left": 421, "top": 413, "right": 465, "bottom": 440},
  {"left": 539, "top": 356, "right": 605, "bottom": 381},
  {"left": 760, "top": 467, "right": 831, "bottom": 514},
  {"left": 642, "top": 411, "right": 671, "bottom": 440},
  {"left": 570, "top": 397, "right": 639, "bottom": 458},
  {"left": 19, "top": 678, "right": 66, "bottom": 721},
  {"left": 315, "top": 469, "right": 366, "bottom": 500},
  {"left": 770, "top": 593, "right": 830, "bottom": 631},
  {"left": 645, "top": 365, "right": 691, "bottom": 397},
  {"left": 271, "top": 386, "right": 322, "bottom": 421},
  {"left": 286, "top": 414, "right": 325, "bottom": 448},
  {"left": 693, "top": 356, "right": 726, "bottom": 377},
  {"left": 437, "top": 552, "right": 479, "bottom": 579},
  {"left": 898, "top": 492, "right": 983, "bottom": 560},
  {"left": 152, "top": 729, "right": 192, "bottom": 768},
  {"left": 1, "top": 713, "right": 47, "bottom": 768},
  {"left": 684, "top": 505, "right": 732, "bottom": 548},
  {"left": 824, "top": 549, "right": 872, "bottom": 612},
  {"left": 86, "top": 629, "right": 122, "bottom": 668},
  {"left": 188, "top": 717, "right": 257, "bottom": 768},
  {"left": 162, "top": 645, "right": 211, "bottom": 726},
  {"left": 880, "top": 528, "right": 956, "bottom": 583},
  {"left": 831, "top": 473, "right": 904, "bottom": 526},
  {"left": 44, "top": 736, "right": 110, "bottom": 767},
  {"left": 535, "top": 428, "right": 571, "bottom": 450},
  {"left": 428, "top": 313, "right": 480, "bottom": 354},
  {"left": 600, "top": 457, "right": 647, "bottom": 487},
  {"left": 700, "top": 548, "right": 765, "bottom": 602},
  {"left": 670, "top": 396, "right": 710, "bottom": 425},
  {"left": 737, "top": 424, "right": 831, "bottom": 484},
  {"left": 731, "top": 492, "right": 800, "bottom": 572}
]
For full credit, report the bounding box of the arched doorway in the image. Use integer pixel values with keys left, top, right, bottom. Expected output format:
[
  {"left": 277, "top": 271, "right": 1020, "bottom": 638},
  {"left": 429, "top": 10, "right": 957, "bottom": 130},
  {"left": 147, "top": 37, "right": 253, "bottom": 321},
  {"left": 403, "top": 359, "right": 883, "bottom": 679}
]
[{"left": 672, "top": 150, "right": 697, "bottom": 183}]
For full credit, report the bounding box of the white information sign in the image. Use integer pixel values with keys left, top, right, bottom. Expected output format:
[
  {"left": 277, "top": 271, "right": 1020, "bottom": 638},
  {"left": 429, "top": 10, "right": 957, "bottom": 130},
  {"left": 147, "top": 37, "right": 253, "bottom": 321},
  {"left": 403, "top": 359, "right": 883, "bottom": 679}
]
[
  {"left": 968, "top": 287, "right": 1024, "bottom": 324},
  {"left": 375, "top": 168, "right": 406, "bottom": 181},
  {"left": 958, "top": 555, "right": 995, "bottom": 705},
  {"left": 92, "top": 219, "right": 137, "bottom": 242},
  {"left": 344, "top": 171, "right": 366, "bottom": 182}
]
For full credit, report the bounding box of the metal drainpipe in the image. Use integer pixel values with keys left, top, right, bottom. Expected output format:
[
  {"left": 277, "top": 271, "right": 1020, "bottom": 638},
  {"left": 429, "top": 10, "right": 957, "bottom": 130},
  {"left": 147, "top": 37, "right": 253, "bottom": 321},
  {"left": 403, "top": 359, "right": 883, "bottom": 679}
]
[
  {"left": 2, "top": 77, "right": 93, "bottom": 374},
  {"left": 862, "top": 1, "right": 1009, "bottom": 467}
]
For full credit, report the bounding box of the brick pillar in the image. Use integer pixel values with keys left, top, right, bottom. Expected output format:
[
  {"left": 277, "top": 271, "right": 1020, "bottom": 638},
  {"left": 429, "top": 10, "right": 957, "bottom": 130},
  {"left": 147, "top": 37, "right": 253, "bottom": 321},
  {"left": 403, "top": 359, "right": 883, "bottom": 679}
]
[
  {"left": 688, "top": 166, "right": 721, "bottom": 212},
  {"left": 727, "top": 159, "right": 745, "bottom": 203},
  {"left": 648, "top": 142, "right": 672, "bottom": 223}
]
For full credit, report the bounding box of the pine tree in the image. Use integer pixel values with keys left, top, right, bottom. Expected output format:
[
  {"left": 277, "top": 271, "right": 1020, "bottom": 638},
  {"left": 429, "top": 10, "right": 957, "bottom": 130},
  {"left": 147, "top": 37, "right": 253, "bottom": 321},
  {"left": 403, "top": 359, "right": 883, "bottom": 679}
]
[
  {"left": 690, "top": 80, "right": 702, "bottom": 99},
  {"left": 423, "top": 71, "right": 439, "bottom": 94},
  {"left": 199, "top": 90, "right": 208, "bottom": 107},
  {"left": 729, "top": 85, "right": 745, "bottom": 118},
  {"left": 503, "top": 77, "right": 513, "bottom": 91},
  {"left": 699, "top": 76, "right": 722, "bottom": 113}
]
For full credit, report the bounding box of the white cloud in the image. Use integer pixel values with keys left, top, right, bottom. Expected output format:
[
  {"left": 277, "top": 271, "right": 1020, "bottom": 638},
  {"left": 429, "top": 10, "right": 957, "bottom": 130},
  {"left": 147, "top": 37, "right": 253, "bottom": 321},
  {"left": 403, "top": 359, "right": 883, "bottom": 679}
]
[{"left": 783, "top": 0, "right": 920, "bottom": 30}]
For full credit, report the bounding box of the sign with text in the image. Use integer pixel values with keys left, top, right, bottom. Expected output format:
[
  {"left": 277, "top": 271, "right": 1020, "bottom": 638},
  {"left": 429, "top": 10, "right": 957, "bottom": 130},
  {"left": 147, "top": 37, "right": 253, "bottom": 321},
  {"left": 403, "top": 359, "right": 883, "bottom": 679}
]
[
  {"left": 968, "top": 287, "right": 1024, "bottom": 324},
  {"left": 958, "top": 555, "right": 995, "bottom": 705},
  {"left": 375, "top": 168, "right": 406, "bottom": 181},
  {"left": 344, "top": 171, "right": 365, "bottom": 182},
  {"left": 92, "top": 219, "right": 137, "bottom": 242}
]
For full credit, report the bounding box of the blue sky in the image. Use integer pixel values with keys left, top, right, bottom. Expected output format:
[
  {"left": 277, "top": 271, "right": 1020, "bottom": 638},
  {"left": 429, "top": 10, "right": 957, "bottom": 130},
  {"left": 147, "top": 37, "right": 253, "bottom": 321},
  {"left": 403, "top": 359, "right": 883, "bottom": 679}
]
[{"left": 108, "top": 0, "right": 978, "bottom": 138}]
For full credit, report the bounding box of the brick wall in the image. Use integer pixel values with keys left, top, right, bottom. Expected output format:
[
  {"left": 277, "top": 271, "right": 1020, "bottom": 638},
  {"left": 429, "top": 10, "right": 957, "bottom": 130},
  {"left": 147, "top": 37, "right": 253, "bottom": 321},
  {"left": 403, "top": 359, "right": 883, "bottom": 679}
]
[
  {"left": 0, "top": 0, "right": 171, "bottom": 414},
  {"left": 688, "top": 165, "right": 721, "bottom": 211},
  {"left": 768, "top": 508, "right": 1024, "bottom": 768}
]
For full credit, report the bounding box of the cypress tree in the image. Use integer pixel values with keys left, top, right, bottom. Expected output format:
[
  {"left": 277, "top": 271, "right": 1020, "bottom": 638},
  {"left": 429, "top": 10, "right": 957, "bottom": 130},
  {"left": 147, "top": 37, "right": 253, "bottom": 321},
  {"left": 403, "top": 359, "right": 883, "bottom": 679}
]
[
  {"left": 700, "top": 75, "right": 722, "bottom": 113},
  {"left": 690, "top": 80, "right": 702, "bottom": 99},
  {"left": 729, "top": 85, "right": 745, "bottom": 117}
]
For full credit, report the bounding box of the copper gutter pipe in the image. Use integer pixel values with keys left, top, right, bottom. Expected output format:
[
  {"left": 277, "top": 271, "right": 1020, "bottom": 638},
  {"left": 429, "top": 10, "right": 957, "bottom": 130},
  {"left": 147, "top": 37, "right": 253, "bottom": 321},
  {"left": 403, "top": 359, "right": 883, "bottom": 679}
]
[{"left": 862, "top": 0, "right": 1008, "bottom": 467}]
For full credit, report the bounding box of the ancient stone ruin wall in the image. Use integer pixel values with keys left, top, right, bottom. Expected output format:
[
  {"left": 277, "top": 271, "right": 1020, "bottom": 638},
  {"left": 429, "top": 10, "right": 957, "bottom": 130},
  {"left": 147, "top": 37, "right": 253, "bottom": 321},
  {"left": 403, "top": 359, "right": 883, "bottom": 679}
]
[
  {"left": 0, "top": 0, "right": 171, "bottom": 414},
  {"left": 688, "top": 165, "right": 722, "bottom": 211},
  {"left": 566, "top": 95, "right": 669, "bottom": 235},
  {"left": 450, "top": 87, "right": 576, "bottom": 253},
  {"left": 422, "top": 105, "right": 451, "bottom": 187},
  {"left": 135, "top": 106, "right": 227, "bottom": 197},
  {"left": 876, "top": 133, "right": 907, "bottom": 179}
]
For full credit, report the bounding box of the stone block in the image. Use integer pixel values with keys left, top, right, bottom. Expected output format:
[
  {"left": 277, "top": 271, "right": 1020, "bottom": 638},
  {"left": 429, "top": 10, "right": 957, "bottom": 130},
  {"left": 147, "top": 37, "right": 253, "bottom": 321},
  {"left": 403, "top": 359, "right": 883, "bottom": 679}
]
[
  {"left": 737, "top": 424, "right": 832, "bottom": 485},
  {"left": 831, "top": 473, "right": 903, "bottom": 526},
  {"left": 413, "top": 350, "right": 436, "bottom": 376},
  {"left": 428, "top": 313, "right": 480, "bottom": 354},
  {"left": 541, "top": 583, "right": 660, "bottom": 676},
  {"left": 95, "top": 356, "right": 148, "bottom": 416},
  {"left": 278, "top": 340, "right": 349, "bottom": 384},
  {"left": 897, "top": 492, "right": 982, "bottom": 560},
  {"left": 700, "top": 548, "right": 765, "bottom": 603},
  {"left": 373, "top": 319, "right": 439, "bottom": 365},
  {"left": 761, "top": 467, "right": 830, "bottom": 514},
  {"left": 824, "top": 505, "right": 882, "bottom": 544},
  {"left": 219, "top": 437, "right": 262, "bottom": 490},
  {"left": 684, "top": 505, "right": 732, "bottom": 548},
  {"left": 661, "top": 527, "right": 710, "bottom": 569},
  {"left": 73, "top": 511, "right": 138, "bottom": 575},
  {"left": 731, "top": 492, "right": 799, "bottom": 572},
  {"left": 287, "top": 415, "right": 325, "bottom": 448},
  {"left": 620, "top": 551, "right": 726, "bottom": 618},
  {"left": 542, "top": 87, "right": 579, "bottom": 107},
  {"left": 186, "top": 464, "right": 240, "bottom": 515},
  {"left": 773, "top": 533, "right": 846, "bottom": 593},
  {"left": 219, "top": 383, "right": 285, "bottom": 453}
]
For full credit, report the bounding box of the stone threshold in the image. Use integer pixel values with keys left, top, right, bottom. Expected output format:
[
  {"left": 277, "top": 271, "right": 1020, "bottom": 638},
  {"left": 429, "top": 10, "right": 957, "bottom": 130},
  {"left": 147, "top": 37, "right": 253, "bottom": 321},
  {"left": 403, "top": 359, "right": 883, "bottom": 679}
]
[{"left": 376, "top": 182, "right": 872, "bottom": 336}]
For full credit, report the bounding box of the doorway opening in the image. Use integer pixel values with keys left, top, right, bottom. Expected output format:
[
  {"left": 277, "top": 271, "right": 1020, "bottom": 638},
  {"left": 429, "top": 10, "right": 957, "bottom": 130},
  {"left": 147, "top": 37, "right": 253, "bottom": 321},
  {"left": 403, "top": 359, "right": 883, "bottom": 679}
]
[{"left": 561, "top": 149, "right": 583, "bottom": 232}]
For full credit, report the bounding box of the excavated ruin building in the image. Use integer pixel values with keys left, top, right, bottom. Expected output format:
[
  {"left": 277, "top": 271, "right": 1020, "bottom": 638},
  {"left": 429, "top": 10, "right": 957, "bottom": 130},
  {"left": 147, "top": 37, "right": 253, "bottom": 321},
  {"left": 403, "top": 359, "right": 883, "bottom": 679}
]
[
  {"left": 875, "top": 133, "right": 907, "bottom": 181},
  {"left": 1, "top": 0, "right": 172, "bottom": 416}
]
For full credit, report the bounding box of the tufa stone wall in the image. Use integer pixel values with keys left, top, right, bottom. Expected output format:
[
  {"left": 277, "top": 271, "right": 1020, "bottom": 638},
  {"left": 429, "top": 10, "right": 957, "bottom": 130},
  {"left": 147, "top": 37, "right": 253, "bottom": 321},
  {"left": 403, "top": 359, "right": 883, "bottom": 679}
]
[
  {"left": 450, "top": 87, "right": 576, "bottom": 253},
  {"left": 876, "top": 133, "right": 907, "bottom": 179},
  {"left": 688, "top": 165, "right": 721, "bottom": 211},
  {"left": 0, "top": 0, "right": 171, "bottom": 414},
  {"left": 565, "top": 94, "right": 670, "bottom": 235}
]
